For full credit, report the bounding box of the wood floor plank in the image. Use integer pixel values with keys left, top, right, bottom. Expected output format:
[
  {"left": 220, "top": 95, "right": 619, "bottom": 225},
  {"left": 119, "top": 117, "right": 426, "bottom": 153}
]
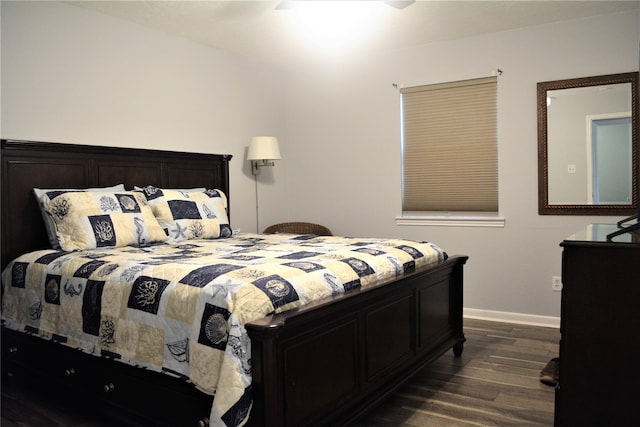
[
  {"left": 483, "top": 354, "right": 549, "bottom": 370},
  {"left": 357, "top": 318, "right": 558, "bottom": 426},
  {"left": 2, "top": 318, "right": 559, "bottom": 426},
  {"left": 494, "top": 389, "right": 556, "bottom": 413},
  {"left": 382, "top": 389, "right": 545, "bottom": 426},
  {"left": 464, "top": 359, "right": 547, "bottom": 381}
]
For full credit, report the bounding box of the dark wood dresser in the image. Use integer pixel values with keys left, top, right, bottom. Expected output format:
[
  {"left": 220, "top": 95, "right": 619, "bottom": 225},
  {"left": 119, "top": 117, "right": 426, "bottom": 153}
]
[{"left": 556, "top": 224, "right": 640, "bottom": 426}]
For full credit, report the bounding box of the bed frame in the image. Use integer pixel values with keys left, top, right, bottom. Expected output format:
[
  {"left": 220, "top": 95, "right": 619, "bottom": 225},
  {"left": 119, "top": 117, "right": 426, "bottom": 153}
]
[{"left": 1, "top": 139, "right": 467, "bottom": 427}]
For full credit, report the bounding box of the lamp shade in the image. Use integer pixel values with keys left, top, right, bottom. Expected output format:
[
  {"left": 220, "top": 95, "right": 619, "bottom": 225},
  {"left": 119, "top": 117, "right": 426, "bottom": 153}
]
[{"left": 247, "top": 136, "right": 281, "bottom": 161}]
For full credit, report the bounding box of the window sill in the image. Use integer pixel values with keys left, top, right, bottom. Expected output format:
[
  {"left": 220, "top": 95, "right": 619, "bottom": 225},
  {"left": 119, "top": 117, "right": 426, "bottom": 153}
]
[{"left": 395, "top": 214, "right": 505, "bottom": 228}]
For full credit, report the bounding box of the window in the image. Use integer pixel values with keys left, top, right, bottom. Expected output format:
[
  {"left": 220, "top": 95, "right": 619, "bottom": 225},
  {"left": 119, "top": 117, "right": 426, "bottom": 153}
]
[{"left": 399, "top": 76, "right": 502, "bottom": 226}]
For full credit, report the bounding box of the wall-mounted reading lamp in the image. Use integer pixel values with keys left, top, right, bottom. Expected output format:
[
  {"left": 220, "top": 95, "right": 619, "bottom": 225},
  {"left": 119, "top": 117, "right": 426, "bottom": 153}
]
[
  {"left": 247, "top": 136, "right": 281, "bottom": 175},
  {"left": 247, "top": 136, "right": 281, "bottom": 233}
]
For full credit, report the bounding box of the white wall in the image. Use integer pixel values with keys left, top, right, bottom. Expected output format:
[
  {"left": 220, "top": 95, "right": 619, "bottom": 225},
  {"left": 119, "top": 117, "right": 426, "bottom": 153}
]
[
  {"left": 279, "top": 11, "right": 639, "bottom": 321},
  {"left": 0, "top": 0, "right": 286, "bottom": 232},
  {"left": 2, "top": 2, "right": 638, "bottom": 322}
]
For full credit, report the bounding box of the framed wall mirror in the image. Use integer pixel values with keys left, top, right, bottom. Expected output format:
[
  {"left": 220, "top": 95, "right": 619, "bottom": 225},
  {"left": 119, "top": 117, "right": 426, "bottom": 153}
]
[{"left": 538, "top": 72, "right": 639, "bottom": 215}]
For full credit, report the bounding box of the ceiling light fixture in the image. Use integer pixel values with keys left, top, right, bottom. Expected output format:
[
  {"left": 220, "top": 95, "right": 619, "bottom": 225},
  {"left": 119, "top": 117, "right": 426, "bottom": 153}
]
[
  {"left": 276, "top": 1, "right": 415, "bottom": 10},
  {"left": 281, "top": 1, "right": 387, "bottom": 53}
]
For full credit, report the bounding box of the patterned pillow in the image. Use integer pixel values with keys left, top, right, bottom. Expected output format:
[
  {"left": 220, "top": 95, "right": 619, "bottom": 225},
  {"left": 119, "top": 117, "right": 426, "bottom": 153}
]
[
  {"left": 139, "top": 186, "right": 232, "bottom": 242},
  {"left": 43, "top": 190, "right": 168, "bottom": 251},
  {"left": 34, "top": 185, "right": 125, "bottom": 249}
]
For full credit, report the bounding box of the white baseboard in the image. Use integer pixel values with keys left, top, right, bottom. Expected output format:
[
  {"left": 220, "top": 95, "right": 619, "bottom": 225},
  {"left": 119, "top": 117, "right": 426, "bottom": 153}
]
[{"left": 464, "top": 307, "right": 560, "bottom": 328}]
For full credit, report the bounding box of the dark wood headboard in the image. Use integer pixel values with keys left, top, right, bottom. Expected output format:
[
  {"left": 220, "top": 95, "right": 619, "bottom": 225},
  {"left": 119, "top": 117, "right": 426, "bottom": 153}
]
[{"left": 1, "top": 140, "right": 232, "bottom": 269}]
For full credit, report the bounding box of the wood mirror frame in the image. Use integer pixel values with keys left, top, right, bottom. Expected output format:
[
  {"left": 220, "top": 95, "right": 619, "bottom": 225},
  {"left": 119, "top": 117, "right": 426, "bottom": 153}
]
[{"left": 538, "top": 72, "right": 639, "bottom": 215}]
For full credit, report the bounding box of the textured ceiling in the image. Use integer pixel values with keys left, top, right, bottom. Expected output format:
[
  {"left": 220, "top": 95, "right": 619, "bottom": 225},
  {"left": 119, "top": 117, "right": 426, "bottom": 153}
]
[{"left": 68, "top": 1, "right": 640, "bottom": 69}]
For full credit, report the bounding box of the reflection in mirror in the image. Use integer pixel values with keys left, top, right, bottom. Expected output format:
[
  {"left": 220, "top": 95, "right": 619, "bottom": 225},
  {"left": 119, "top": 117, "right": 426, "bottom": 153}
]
[
  {"left": 548, "top": 83, "right": 632, "bottom": 205},
  {"left": 538, "top": 72, "right": 638, "bottom": 215}
]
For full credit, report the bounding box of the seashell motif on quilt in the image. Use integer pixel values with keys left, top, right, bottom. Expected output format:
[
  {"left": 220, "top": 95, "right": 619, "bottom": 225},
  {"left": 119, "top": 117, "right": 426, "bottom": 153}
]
[
  {"left": 167, "top": 338, "right": 189, "bottom": 362},
  {"left": 204, "top": 313, "right": 229, "bottom": 346}
]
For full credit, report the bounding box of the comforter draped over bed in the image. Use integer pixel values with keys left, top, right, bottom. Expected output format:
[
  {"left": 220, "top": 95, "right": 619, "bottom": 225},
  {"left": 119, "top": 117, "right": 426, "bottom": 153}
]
[{"left": 1, "top": 233, "right": 447, "bottom": 426}]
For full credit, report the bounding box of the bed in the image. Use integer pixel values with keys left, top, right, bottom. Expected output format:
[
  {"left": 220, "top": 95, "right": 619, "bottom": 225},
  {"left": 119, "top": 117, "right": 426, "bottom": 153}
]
[{"left": 1, "top": 139, "right": 468, "bottom": 427}]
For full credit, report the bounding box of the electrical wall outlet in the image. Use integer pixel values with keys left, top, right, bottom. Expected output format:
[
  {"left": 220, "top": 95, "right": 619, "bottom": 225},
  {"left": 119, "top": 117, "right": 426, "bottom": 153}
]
[{"left": 552, "top": 276, "right": 562, "bottom": 292}]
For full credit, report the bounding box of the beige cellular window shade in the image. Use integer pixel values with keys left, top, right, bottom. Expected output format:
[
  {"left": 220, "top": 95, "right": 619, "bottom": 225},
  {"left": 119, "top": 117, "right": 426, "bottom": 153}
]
[{"left": 401, "top": 76, "right": 498, "bottom": 214}]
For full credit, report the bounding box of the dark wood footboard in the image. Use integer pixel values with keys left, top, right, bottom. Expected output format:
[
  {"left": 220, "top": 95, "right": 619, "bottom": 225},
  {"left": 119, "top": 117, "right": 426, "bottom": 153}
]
[{"left": 246, "top": 255, "right": 467, "bottom": 427}]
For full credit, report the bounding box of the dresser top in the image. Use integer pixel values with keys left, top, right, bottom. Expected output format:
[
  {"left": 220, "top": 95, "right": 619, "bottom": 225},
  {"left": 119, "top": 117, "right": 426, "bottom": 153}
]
[{"left": 564, "top": 223, "right": 640, "bottom": 245}]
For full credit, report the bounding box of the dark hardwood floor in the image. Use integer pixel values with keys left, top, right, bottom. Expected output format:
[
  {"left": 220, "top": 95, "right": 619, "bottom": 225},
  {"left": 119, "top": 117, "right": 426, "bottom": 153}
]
[
  {"left": 1, "top": 318, "right": 559, "bottom": 426},
  {"left": 354, "top": 318, "right": 560, "bottom": 426}
]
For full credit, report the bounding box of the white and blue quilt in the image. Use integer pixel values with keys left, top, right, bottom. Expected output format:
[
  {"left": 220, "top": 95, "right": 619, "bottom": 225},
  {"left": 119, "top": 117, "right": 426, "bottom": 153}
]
[{"left": 1, "top": 233, "right": 447, "bottom": 426}]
